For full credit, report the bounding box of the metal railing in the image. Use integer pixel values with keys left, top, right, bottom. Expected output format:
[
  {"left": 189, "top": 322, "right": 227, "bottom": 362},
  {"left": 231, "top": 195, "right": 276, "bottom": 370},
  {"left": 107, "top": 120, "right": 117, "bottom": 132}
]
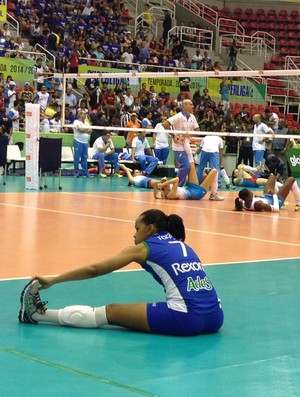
[
  {"left": 79, "top": 57, "right": 192, "bottom": 72},
  {"left": 167, "top": 26, "right": 213, "bottom": 51},
  {"left": 218, "top": 18, "right": 244, "bottom": 38},
  {"left": 34, "top": 43, "right": 56, "bottom": 68},
  {"left": 219, "top": 34, "right": 270, "bottom": 58},
  {"left": 177, "top": 0, "right": 218, "bottom": 26},
  {"left": 6, "top": 13, "right": 19, "bottom": 37},
  {"left": 134, "top": 11, "right": 158, "bottom": 38},
  {"left": 3, "top": 48, "right": 46, "bottom": 61},
  {"left": 252, "top": 31, "right": 276, "bottom": 56}
]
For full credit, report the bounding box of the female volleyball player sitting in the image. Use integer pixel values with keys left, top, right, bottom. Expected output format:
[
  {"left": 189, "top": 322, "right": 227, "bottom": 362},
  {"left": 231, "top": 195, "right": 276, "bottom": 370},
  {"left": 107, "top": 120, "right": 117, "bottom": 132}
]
[
  {"left": 234, "top": 174, "right": 300, "bottom": 212},
  {"left": 153, "top": 162, "right": 224, "bottom": 201},
  {"left": 18, "top": 209, "right": 224, "bottom": 336}
]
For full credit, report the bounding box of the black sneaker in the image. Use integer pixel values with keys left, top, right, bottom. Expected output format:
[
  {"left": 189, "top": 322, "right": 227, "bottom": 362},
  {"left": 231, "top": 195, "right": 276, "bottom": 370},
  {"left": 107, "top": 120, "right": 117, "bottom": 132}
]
[{"left": 18, "top": 279, "right": 47, "bottom": 324}]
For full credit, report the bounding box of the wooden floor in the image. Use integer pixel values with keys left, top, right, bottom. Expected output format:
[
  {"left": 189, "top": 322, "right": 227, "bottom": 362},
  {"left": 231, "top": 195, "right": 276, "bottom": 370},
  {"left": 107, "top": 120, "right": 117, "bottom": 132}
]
[
  {"left": 0, "top": 177, "right": 299, "bottom": 279},
  {"left": 1, "top": 176, "right": 300, "bottom": 397}
]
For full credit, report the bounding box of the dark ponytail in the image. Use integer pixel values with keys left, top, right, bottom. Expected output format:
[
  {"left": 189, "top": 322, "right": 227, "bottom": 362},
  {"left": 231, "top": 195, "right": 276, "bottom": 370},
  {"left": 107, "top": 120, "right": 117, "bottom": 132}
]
[
  {"left": 234, "top": 197, "right": 243, "bottom": 211},
  {"left": 140, "top": 209, "right": 186, "bottom": 241},
  {"left": 166, "top": 214, "right": 186, "bottom": 241}
]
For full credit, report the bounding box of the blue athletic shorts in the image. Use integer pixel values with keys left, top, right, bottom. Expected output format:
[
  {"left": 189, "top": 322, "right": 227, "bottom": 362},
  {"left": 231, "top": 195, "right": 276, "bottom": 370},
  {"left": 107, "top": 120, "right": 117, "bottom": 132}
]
[
  {"left": 239, "top": 180, "right": 258, "bottom": 188},
  {"left": 147, "top": 302, "right": 224, "bottom": 336},
  {"left": 264, "top": 193, "right": 284, "bottom": 208},
  {"left": 186, "top": 182, "right": 207, "bottom": 200}
]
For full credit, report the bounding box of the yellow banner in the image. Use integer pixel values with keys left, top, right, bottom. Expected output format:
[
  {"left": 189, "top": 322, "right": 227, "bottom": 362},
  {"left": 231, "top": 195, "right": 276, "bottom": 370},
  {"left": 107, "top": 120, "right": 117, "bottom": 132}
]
[{"left": 0, "top": 5, "right": 7, "bottom": 21}]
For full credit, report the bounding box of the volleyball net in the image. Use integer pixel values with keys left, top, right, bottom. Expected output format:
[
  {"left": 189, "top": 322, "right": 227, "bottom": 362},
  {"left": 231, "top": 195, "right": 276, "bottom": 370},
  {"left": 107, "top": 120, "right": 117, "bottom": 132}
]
[{"left": 60, "top": 68, "right": 300, "bottom": 142}]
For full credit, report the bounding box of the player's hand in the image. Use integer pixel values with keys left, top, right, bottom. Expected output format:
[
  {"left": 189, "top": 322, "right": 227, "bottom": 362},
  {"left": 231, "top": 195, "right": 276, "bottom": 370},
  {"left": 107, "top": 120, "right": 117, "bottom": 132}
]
[{"left": 34, "top": 276, "right": 54, "bottom": 290}]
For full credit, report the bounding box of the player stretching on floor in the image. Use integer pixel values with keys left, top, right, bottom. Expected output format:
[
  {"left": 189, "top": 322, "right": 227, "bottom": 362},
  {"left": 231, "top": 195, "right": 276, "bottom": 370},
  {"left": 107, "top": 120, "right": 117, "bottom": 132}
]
[{"left": 18, "top": 209, "right": 224, "bottom": 336}]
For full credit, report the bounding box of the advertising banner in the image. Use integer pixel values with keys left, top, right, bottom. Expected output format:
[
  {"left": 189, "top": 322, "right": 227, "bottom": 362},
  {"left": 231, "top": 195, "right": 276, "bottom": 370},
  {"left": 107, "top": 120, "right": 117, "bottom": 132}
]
[
  {"left": 208, "top": 78, "right": 266, "bottom": 103},
  {"left": 287, "top": 148, "right": 300, "bottom": 177},
  {"left": 0, "top": 5, "right": 7, "bottom": 21},
  {"left": 0, "top": 57, "right": 35, "bottom": 85}
]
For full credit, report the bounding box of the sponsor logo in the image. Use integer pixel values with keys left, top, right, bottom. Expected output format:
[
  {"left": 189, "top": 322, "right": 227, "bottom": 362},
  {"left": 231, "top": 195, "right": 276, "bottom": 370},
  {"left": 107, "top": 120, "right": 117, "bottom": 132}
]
[
  {"left": 289, "top": 155, "right": 300, "bottom": 167},
  {"left": 171, "top": 261, "right": 203, "bottom": 276},
  {"left": 187, "top": 276, "right": 213, "bottom": 292}
]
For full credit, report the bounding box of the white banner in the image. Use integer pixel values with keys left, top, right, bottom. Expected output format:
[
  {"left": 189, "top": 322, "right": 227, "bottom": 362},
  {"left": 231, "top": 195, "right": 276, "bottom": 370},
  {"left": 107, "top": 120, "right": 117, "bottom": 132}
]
[{"left": 25, "top": 104, "right": 40, "bottom": 190}]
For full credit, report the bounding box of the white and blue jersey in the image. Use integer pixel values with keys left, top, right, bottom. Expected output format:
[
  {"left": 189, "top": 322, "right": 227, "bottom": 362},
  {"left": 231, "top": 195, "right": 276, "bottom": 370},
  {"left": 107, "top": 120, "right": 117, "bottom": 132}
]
[{"left": 140, "top": 232, "right": 223, "bottom": 335}]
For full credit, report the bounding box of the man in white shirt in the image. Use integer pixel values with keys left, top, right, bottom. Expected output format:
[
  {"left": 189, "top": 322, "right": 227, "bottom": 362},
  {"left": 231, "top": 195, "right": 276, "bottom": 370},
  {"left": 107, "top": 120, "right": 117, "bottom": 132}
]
[
  {"left": 252, "top": 113, "right": 273, "bottom": 166},
  {"left": 121, "top": 47, "right": 134, "bottom": 65},
  {"left": 34, "top": 84, "right": 50, "bottom": 110},
  {"left": 73, "top": 111, "right": 92, "bottom": 177},
  {"left": 92, "top": 132, "right": 123, "bottom": 178},
  {"left": 153, "top": 116, "right": 170, "bottom": 165},
  {"left": 33, "top": 57, "right": 45, "bottom": 91},
  {"left": 132, "top": 130, "right": 159, "bottom": 176},
  {"left": 264, "top": 108, "right": 279, "bottom": 131},
  {"left": 196, "top": 135, "right": 224, "bottom": 192},
  {"left": 5, "top": 81, "right": 17, "bottom": 112},
  {"left": 163, "top": 99, "right": 199, "bottom": 186}
]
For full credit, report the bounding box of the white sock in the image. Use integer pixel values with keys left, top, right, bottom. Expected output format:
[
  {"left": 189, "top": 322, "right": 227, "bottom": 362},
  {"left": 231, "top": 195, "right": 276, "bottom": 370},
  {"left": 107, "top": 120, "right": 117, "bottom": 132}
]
[
  {"left": 95, "top": 306, "right": 108, "bottom": 327},
  {"left": 220, "top": 168, "right": 230, "bottom": 185},
  {"left": 32, "top": 309, "right": 59, "bottom": 323},
  {"left": 243, "top": 165, "right": 258, "bottom": 173}
]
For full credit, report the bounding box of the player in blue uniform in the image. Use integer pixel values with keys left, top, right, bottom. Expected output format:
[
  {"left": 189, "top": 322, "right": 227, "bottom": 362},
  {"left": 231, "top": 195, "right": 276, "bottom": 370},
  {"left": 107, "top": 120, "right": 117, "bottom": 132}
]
[
  {"left": 119, "top": 163, "right": 167, "bottom": 189},
  {"left": 18, "top": 209, "right": 224, "bottom": 336},
  {"left": 235, "top": 174, "right": 300, "bottom": 212}
]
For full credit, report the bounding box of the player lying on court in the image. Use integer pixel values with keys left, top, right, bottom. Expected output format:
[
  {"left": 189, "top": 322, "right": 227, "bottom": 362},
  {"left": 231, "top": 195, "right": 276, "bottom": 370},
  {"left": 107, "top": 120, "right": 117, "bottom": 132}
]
[
  {"left": 118, "top": 163, "right": 167, "bottom": 188},
  {"left": 234, "top": 174, "right": 300, "bottom": 212},
  {"left": 18, "top": 209, "right": 224, "bottom": 336},
  {"left": 153, "top": 162, "right": 224, "bottom": 201},
  {"left": 232, "top": 163, "right": 268, "bottom": 187}
]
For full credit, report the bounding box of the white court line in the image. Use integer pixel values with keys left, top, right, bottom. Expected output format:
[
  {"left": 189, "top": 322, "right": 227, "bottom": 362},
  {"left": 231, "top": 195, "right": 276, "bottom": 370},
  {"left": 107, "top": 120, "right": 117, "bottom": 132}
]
[
  {"left": 62, "top": 191, "right": 300, "bottom": 221},
  {"left": 0, "top": 197, "right": 300, "bottom": 248},
  {"left": 2, "top": 256, "right": 300, "bottom": 283}
]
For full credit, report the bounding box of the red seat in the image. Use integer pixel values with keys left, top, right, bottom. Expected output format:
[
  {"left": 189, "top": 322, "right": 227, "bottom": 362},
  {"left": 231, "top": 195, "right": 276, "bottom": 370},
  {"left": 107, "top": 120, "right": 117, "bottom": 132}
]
[
  {"left": 272, "top": 106, "right": 280, "bottom": 113},
  {"left": 234, "top": 7, "right": 242, "bottom": 15},
  {"left": 268, "top": 31, "right": 277, "bottom": 38},
  {"left": 278, "top": 31, "right": 287, "bottom": 39},
  {"left": 267, "top": 22, "right": 277, "bottom": 31},
  {"left": 277, "top": 15, "right": 286, "bottom": 22},
  {"left": 289, "top": 48, "right": 299, "bottom": 56},
  {"left": 250, "top": 21, "right": 258, "bottom": 29},
  {"left": 256, "top": 9, "right": 265, "bottom": 16},
  {"left": 266, "top": 14, "right": 276, "bottom": 22},
  {"left": 267, "top": 9, "right": 276, "bottom": 15},
  {"left": 278, "top": 39, "right": 288, "bottom": 47},
  {"left": 271, "top": 55, "right": 281, "bottom": 63},
  {"left": 241, "top": 13, "right": 249, "bottom": 22},
  {"left": 291, "top": 10, "right": 299, "bottom": 18},
  {"left": 245, "top": 8, "right": 254, "bottom": 15},
  {"left": 287, "top": 39, "right": 297, "bottom": 47},
  {"left": 286, "top": 23, "right": 296, "bottom": 33},
  {"left": 280, "top": 47, "right": 289, "bottom": 56},
  {"left": 279, "top": 10, "right": 288, "bottom": 17},
  {"left": 259, "top": 22, "right": 267, "bottom": 30},
  {"left": 287, "top": 31, "right": 296, "bottom": 38},
  {"left": 277, "top": 23, "right": 287, "bottom": 31},
  {"left": 258, "top": 14, "right": 266, "bottom": 22}
]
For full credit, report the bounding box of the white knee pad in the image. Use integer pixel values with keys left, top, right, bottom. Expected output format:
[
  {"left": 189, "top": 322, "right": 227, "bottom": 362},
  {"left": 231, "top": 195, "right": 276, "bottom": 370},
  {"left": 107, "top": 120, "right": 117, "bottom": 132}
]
[{"left": 58, "top": 305, "right": 98, "bottom": 328}]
